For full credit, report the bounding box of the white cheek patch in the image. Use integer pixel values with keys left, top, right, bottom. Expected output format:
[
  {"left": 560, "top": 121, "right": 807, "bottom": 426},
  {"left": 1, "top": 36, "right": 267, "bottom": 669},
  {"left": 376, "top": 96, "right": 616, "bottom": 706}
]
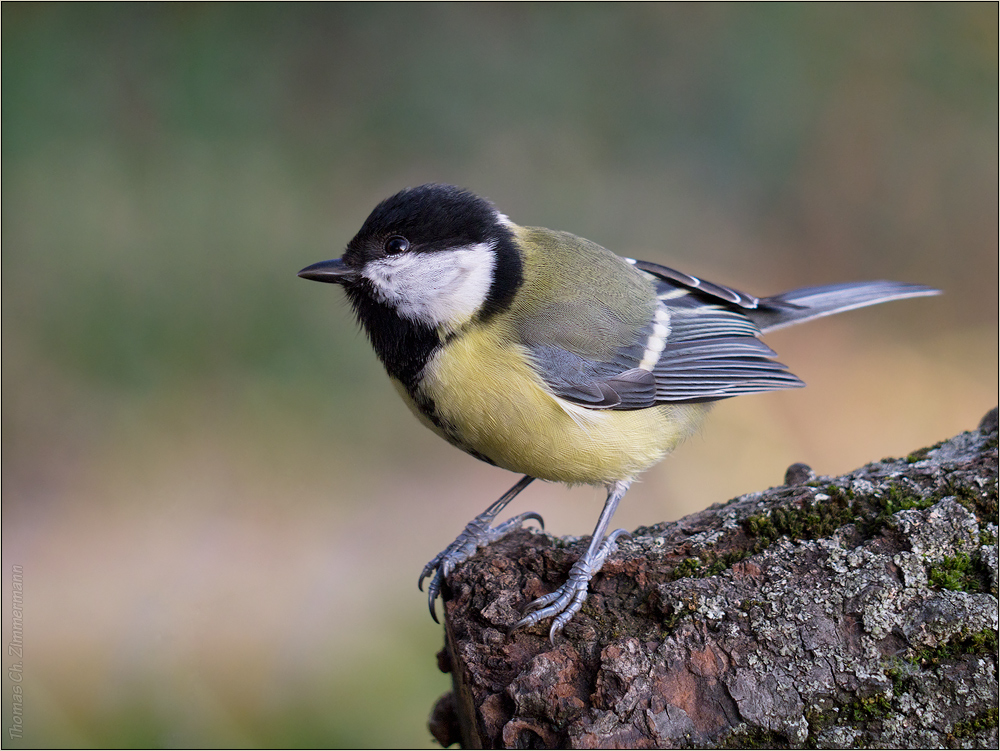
[{"left": 363, "top": 242, "right": 496, "bottom": 328}]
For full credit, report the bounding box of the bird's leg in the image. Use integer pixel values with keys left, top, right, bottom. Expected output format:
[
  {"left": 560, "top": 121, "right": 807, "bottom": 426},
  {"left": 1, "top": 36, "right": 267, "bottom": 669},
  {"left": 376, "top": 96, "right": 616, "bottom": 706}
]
[
  {"left": 419, "top": 475, "right": 540, "bottom": 622},
  {"left": 513, "top": 479, "right": 631, "bottom": 643}
]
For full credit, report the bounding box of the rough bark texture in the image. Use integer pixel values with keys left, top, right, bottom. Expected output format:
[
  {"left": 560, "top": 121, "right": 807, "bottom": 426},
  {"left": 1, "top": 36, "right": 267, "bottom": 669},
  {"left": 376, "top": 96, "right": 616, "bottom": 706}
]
[{"left": 429, "top": 408, "right": 999, "bottom": 749}]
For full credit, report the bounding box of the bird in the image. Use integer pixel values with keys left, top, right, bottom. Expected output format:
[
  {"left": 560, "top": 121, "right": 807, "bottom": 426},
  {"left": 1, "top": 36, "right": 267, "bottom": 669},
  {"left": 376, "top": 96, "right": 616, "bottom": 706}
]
[{"left": 298, "top": 183, "right": 939, "bottom": 642}]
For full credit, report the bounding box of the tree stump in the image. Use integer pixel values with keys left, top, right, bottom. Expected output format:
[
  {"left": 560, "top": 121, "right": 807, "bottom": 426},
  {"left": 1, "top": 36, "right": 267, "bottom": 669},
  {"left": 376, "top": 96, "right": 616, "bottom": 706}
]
[{"left": 428, "top": 408, "right": 999, "bottom": 749}]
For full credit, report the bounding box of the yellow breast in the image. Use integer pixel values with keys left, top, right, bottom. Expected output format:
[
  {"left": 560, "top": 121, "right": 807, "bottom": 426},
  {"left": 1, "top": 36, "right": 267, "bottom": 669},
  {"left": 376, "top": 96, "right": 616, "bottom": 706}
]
[{"left": 403, "top": 325, "right": 711, "bottom": 486}]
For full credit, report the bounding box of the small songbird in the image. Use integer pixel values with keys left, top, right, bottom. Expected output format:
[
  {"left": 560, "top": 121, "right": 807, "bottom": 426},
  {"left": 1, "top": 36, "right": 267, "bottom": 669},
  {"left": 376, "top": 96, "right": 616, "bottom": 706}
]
[{"left": 298, "top": 183, "right": 938, "bottom": 641}]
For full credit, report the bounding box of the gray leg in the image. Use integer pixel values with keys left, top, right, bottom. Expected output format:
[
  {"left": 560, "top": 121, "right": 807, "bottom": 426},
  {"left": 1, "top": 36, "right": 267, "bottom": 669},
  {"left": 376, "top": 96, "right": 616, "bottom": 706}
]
[
  {"left": 513, "top": 479, "right": 631, "bottom": 642},
  {"left": 419, "top": 475, "right": 540, "bottom": 622}
]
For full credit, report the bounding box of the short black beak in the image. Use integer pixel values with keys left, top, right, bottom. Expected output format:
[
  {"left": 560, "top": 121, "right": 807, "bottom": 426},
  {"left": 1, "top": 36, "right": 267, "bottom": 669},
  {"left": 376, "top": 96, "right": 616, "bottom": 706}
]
[{"left": 297, "top": 258, "right": 357, "bottom": 284}]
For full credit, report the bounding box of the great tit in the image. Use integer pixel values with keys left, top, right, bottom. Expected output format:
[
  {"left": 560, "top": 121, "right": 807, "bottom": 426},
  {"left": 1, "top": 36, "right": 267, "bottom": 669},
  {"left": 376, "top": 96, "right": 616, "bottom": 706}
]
[{"left": 298, "top": 183, "right": 938, "bottom": 641}]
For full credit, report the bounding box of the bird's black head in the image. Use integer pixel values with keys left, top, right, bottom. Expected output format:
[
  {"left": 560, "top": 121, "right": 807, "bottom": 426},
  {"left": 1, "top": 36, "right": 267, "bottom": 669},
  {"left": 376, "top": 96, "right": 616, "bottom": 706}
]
[
  {"left": 344, "top": 184, "right": 522, "bottom": 319},
  {"left": 349, "top": 185, "right": 504, "bottom": 259},
  {"left": 298, "top": 184, "right": 523, "bottom": 391}
]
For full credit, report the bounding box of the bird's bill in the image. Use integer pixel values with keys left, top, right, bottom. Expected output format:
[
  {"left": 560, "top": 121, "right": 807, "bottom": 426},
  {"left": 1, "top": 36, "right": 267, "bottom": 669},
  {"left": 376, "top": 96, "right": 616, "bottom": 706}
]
[{"left": 297, "top": 257, "right": 357, "bottom": 284}]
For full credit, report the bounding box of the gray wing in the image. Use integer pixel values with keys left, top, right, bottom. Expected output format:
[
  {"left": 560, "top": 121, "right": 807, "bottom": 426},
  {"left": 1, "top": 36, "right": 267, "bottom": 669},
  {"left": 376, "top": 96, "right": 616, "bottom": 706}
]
[
  {"left": 527, "top": 260, "right": 936, "bottom": 410},
  {"left": 527, "top": 345, "right": 659, "bottom": 408},
  {"left": 527, "top": 262, "right": 804, "bottom": 409},
  {"left": 646, "top": 284, "right": 804, "bottom": 401}
]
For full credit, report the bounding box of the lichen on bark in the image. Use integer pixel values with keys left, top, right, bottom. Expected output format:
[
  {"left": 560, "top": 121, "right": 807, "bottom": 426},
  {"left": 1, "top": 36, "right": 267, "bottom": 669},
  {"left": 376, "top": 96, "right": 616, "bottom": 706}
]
[{"left": 429, "top": 408, "right": 999, "bottom": 749}]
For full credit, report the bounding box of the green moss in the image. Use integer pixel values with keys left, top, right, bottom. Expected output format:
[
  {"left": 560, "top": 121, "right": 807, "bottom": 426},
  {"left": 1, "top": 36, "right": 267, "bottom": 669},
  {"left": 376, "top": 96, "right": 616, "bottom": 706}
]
[
  {"left": 886, "top": 660, "right": 917, "bottom": 697},
  {"left": 669, "top": 557, "right": 704, "bottom": 580},
  {"left": 928, "top": 553, "right": 991, "bottom": 594},
  {"left": 962, "top": 629, "right": 998, "bottom": 655},
  {"left": 659, "top": 608, "right": 683, "bottom": 634},
  {"left": 706, "top": 550, "right": 751, "bottom": 576},
  {"left": 929, "top": 628, "right": 997, "bottom": 660},
  {"left": 807, "top": 643, "right": 1000, "bottom": 748},
  {"left": 720, "top": 725, "right": 786, "bottom": 749},
  {"left": 664, "top": 448, "right": 996, "bottom": 602},
  {"left": 668, "top": 549, "right": 755, "bottom": 582},
  {"left": 745, "top": 513, "right": 776, "bottom": 540},
  {"left": 842, "top": 692, "right": 894, "bottom": 723},
  {"left": 743, "top": 489, "right": 855, "bottom": 552},
  {"left": 905, "top": 439, "right": 948, "bottom": 464},
  {"left": 802, "top": 677, "right": 904, "bottom": 743},
  {"left": 862, "top": 484, "right": 934, "bottom": 535},
  {"left": 884, "top": 485, "right": 932, "bottom": 512},
  {"left": 902, "top": 628, "right": 999, "bottom": 673},
  {"left": 936, "top": 478, "right": 999, "bottom": 527},
  {"left": 738, "top": 480, "right": 937, "bottom": 554},
  {"left": 948, "top": 707, "right": 999, "bottom": 741}
]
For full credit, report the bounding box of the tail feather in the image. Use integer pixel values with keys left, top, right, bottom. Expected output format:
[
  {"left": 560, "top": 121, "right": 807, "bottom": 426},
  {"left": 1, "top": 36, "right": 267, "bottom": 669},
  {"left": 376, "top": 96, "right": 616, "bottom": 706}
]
[{"left": 749, "top": 282, "right": 940, "bottom": 334}]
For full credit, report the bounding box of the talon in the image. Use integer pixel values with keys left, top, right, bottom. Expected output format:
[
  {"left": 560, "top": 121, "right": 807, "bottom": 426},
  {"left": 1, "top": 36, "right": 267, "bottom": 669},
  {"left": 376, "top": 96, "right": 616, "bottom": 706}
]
[
  {"left": 418, "top": 565, "right": 432, "bottom": 592},
  {"left": 428, "top": 588, "right": 440, "bottom": 623},
  {"left": 524, "top": 512, "right": 545, "bottom": 531},
  {"left": 418, "top": 477, "right": 539, "bottom": 624},
  {"left": 549, "top": 621, "right": 560, "bottom": 643},
  {"left": 509, "top": 524, "right": 630, "bottom": 640},
  {"left": 606, "top": 528, "right": 629, "bottom": 545}
]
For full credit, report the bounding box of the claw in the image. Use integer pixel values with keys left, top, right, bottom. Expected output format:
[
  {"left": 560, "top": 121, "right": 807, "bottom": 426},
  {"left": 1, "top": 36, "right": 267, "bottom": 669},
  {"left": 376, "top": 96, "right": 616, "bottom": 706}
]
[
  {"left": 419, "top": 476, "right": 539, "bottom": 624},
  {"left": 426, "top": 571, "right": 443, "bottom": 622},
  {"left": 418, "top": 561, "right": 436, "bottom": 592},
  {"left": 512, "top": 527, "right": 629, "bottom": 643},
  {"left": 518, "top": 512, "right": 545, "bottom": 531}
]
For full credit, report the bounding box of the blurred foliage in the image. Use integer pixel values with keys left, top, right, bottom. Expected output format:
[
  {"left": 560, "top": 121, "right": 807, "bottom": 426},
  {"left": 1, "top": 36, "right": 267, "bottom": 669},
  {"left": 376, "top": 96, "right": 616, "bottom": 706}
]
[
  {"left": 3, "top": 3, "right": 996, "bottom": 393},
  {"left": 2, "top": 3, "right": 997, "bottom": 748}
]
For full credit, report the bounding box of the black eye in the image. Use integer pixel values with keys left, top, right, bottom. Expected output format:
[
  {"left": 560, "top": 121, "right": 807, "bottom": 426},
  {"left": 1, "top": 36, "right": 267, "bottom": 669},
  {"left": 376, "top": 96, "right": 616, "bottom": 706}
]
[{"left": 384, "top": 236, "right": 410, "bottom": 255}]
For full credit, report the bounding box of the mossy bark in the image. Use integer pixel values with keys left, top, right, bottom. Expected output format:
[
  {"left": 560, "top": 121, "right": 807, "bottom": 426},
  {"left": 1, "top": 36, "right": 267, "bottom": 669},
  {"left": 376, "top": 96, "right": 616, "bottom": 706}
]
[{"left": 429, "top": 408, "right": 999, "bottom": 749}]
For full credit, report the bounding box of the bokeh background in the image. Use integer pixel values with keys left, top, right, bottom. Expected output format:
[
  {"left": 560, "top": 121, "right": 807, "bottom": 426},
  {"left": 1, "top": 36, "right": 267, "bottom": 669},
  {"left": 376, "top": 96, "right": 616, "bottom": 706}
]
[{"left": 2, "top": 3, "right": 997, "bottom": 747}]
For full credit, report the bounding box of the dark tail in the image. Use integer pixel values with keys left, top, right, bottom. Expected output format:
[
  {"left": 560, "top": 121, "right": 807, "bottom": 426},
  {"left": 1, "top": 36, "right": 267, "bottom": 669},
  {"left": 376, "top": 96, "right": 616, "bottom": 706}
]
[{"left": 748, "top": 282, "right": 940, "bottom": 334}]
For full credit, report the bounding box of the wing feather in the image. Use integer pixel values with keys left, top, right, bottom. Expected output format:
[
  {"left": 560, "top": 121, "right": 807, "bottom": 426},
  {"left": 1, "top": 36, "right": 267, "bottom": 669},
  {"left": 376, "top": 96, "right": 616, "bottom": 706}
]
[{"left": 524, "top": 254, "right": 808, "bottom": 410}]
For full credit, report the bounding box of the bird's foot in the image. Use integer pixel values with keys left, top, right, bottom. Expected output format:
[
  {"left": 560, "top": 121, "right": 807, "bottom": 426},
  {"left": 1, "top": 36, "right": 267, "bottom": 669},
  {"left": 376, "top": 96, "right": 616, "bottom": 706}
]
[
  {"left": 419, "top": 509, "right": 543, "bottom": 623},
  {"left": 513, "top": 528, "right": 629, "bottom": 643}
]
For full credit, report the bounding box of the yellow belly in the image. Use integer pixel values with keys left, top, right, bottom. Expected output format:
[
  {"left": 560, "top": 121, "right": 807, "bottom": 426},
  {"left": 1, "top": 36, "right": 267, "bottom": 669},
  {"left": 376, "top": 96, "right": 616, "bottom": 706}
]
[{"left": 401, "top": 326, "right": 711, "bottom": 485}]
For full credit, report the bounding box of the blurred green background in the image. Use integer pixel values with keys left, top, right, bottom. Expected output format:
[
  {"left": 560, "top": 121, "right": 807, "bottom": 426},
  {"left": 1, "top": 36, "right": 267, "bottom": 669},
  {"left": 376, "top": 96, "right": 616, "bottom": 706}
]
[{"left": 2, "top": 3, "right": 996, "bottom": 747}]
